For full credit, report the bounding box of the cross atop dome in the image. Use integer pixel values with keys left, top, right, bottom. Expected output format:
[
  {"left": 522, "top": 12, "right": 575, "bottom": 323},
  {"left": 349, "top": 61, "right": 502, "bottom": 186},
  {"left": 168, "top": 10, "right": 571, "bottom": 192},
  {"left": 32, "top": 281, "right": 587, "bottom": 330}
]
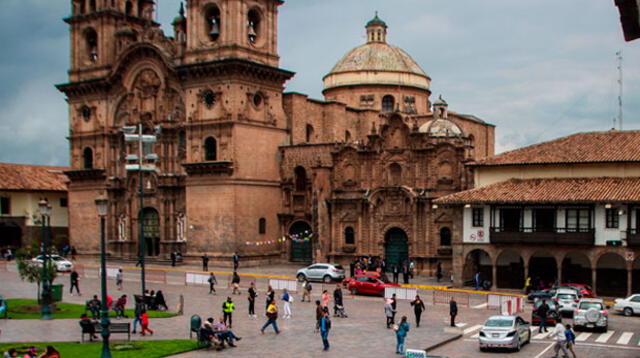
[{"left": 366, "top": 12, "right": 388, "bottom": 43}]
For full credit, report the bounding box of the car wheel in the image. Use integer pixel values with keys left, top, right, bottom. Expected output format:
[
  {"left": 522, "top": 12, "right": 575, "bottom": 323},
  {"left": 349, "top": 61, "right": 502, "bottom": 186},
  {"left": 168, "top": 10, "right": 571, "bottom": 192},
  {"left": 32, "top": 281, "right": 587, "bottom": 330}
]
[
  {"left": 515, "top": 337, "right": 521, "bottom": 352},
  {"left": 527, "top": 329, "right": 532, "bottom": 344},
  {"left": 296, "top": 273, "right": 306, "bottom": 282},
  {"left": 323, "top": 275, "right": 332, "bottom": 283},
  {"left": 350, "top": 288, "right": 358, "bottom": 295},
  {"left": 601, "top": 327, "right": 608, "bottom": 333},
  {"left": 479, "top": 347, "right": 487, "bottom": 352},
  {"left": 623, "top": 307, "right": 633, "bottom": 317}
]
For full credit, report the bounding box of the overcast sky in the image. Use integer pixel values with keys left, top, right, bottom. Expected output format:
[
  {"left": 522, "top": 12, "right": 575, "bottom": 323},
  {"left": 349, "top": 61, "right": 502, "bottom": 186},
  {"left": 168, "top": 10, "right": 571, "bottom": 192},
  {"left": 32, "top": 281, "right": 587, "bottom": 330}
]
[{"left": 0, "top": 0, "right": 638, "bottom": 166}]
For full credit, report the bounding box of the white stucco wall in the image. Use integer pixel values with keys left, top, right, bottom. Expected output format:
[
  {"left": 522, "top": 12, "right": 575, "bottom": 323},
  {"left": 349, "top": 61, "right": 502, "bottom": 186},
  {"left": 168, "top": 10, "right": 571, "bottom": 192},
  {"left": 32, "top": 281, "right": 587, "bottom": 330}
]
[{"left": 462, "top": 206, "right": 490, "bottom": 244}]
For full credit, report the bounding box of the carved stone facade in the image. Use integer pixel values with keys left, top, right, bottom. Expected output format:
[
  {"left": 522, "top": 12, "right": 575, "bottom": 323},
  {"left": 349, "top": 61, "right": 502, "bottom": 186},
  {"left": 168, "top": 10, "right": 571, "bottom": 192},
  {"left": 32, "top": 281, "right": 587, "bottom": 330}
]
[{"left": 58, "top": 1, "right": 495, "bottom": 269}]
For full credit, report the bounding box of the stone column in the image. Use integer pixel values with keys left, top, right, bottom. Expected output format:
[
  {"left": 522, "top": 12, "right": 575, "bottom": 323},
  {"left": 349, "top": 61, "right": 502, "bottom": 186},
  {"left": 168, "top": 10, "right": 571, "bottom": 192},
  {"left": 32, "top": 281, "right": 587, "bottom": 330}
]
[
  {"left": 557, "top": 263, "right": 563, "bottom": 285},
  {"left": 492, "top": 264, "right": 497, "bottom": 290},
  {"left": 591, "top": 268, "right": 597, "bottom": 297},
  {"left": 627, "top": 264, "right": 633, "bottom": 297}
]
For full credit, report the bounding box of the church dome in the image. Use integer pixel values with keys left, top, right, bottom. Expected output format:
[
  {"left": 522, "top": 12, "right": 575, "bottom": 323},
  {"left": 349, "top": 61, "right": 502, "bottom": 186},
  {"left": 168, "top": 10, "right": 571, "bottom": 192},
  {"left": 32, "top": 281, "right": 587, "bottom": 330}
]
[
  {"left": 419, "top": 119, "right": 463, "bottom": 137},
  {"left": 323, "top": 14, "right": 430, "bottom": 92}
]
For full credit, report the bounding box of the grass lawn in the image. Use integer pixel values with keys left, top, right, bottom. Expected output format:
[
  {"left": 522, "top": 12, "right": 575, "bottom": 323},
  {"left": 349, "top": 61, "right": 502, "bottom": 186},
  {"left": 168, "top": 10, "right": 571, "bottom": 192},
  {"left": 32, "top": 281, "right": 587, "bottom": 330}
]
[
  {"left": 0, "top": 340, "right": 198, "bottom": 358},
  {"left": 4, "top": 299, "right": 175, "bottom": 319}
]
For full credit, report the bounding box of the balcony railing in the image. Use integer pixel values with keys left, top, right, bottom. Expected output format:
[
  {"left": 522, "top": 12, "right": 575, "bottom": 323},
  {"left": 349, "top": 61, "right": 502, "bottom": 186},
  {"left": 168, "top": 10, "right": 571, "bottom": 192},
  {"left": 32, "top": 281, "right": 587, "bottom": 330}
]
[
  {"left": 627, "top": 229, "right": 640, "bottom": 247},
  {"left": 489, "top": 227, "right": 595, "bottom": 245}
]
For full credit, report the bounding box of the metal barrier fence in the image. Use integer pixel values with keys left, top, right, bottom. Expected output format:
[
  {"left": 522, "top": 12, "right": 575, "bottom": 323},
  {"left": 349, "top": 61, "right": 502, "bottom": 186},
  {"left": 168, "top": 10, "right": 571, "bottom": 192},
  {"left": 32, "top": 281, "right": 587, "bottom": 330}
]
[
  {"left": 268, "top": 279, "right": 297, "bottom": 292},
  {"left": 145, "top": 269, "right": 167, "bottom": 284},
  {"left": 433, "top": 290, "right": 470, "bottom": 307},
  {"left": 487, "top": 294, "right": 525, "bottom": 314},
  {"left": 384, "top": 286, "right": 418, "bottom": 300},
  {"left": 185, "top": 272, "right": 210, "bottom": 285}
]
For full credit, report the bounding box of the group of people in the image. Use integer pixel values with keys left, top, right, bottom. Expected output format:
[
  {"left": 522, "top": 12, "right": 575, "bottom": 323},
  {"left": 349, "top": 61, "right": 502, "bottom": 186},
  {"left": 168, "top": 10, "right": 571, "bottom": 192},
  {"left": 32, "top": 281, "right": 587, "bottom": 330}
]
[
  {"left": 199, "top": 316, "right": 242, "bottom": 350},
  {"left": 169, "top": 251, "right": 183, "bottom": 267},
  {"left": 349, "top": 256, "right": 416, "bottom": 284},
  {"left": 3, "top": 346, "right": 59, "bottom": 358},
  {"left": 0, "top": 247, "right": 14, "bottom": 261}
]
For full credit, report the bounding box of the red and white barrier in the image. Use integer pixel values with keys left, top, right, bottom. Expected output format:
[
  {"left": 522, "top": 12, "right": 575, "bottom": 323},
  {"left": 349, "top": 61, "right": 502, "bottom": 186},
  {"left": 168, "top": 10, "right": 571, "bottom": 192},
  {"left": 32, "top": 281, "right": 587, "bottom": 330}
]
[{"left": 488, "top": 295, "right": 525, "bottom": 315}]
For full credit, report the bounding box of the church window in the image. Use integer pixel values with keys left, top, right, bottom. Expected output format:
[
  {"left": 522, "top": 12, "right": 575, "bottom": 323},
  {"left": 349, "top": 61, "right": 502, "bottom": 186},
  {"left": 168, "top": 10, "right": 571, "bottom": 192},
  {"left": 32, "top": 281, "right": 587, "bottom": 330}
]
[
  {"left": 253, "top": 93, "right": 263, "bottom": 108},
  {"left": 1, "top": 197, "right": 10, "bottom": 215},
  {"left": 203, "top": 89, "right": 216, "bottom": 108},
  {"left": 440, "top": 227, "right": 452, "bottom": 246},
  {"left": 85, "top": 28, "right": 98, "bottom": 62},
  {"left": 204, "top": 137, "right": 217, "bottom": 161},
  {"left": 259, "top": 217, "right": 266, "bottom": 234},
  {"left": 305, "top": 124, "right": 314, "bottom": 143},
  {"left": 89, "top": 0, "right": 96, "bottom": 12},
  {"left": 389, "top": 163, "right": 402, "bottom": 186},
  {"left": 247, "top": 9, "right": 261, "bottom": 44},
  {"left": 404, "top": 96, "right": 416, "bottom": 114},
  {"left": 360, "top": 94, "right": 374, "bottom": 107},
  {"left": 344, "top": 227, "right": 355, "bottom": 245},
  {"left": 83, "top": 147, "right": 94, "bottom": 169},
  {"left": 77, "top": 0, "right": 86, "bottom": 14},
  {"left": 382, "top": 95, "right": 395, "bottom": 112},
  {"left": 205, "top": 5, "right": 221, "bottom": 41},
  {"left": 81, "top": 106, "right": 91, "bottom": 121},
  {"left": 125, "top": 1, "right": 133, "bottom": 15},
  {"left": 294, "top": 166, "right": 307, "bottom": 191}
]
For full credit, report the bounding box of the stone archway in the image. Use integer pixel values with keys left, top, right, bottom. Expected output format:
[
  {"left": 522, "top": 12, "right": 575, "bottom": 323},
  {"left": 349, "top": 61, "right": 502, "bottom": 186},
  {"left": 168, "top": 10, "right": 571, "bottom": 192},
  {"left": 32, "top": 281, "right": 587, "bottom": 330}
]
[
  {"left": 496, "top": 250, "right": 524, "bottom": 289},
  {"left": 289, "top": 221, "right": 312, "bottom": 263},
  {"left": 384, "top": 227, "right": 409, "bottom": 272},
  {"left": 141, "top": 207, "right": 160, "bottom": 256},
  {"left": 463, "top": 249, "right": 491, "bottom": 287},
  {"left": 596, "top": 252, "right": 627, "bottom": 297},
  {"left": 0, "top": 222, "right": 22, "bottom": 249},
  {"left": 529, "top": 251, "right": 557, "bottom": 289},
  {"left": 562, "top": 252, "right": 591, "bottom": 285}
]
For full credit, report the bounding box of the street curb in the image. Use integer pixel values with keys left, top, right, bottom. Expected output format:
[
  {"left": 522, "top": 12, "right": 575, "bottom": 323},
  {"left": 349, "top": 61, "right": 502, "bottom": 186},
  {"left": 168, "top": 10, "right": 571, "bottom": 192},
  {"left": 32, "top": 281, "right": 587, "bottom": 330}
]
[{"left": 424, "top": 333, "right": 463, "bottom": 352}]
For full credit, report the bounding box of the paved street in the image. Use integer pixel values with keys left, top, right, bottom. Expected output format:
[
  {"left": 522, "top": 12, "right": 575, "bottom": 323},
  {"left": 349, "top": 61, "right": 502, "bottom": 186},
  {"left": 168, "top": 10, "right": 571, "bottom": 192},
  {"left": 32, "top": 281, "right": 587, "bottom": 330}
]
[{"left": 1, "top": 260, "right": 639, "bottom": 358}]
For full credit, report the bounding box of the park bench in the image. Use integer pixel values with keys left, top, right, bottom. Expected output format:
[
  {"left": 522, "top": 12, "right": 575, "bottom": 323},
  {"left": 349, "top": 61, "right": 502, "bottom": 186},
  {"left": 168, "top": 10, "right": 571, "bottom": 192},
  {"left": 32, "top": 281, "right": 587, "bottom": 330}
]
[{"left": 80, "top": 321, "right": 131, "bottom": 343}]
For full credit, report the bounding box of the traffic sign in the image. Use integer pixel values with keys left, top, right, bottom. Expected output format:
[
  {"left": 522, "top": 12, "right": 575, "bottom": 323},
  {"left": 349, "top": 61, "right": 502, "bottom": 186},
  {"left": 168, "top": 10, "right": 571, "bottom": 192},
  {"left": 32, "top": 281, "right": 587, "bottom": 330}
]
[{"left": 625, "top": 250, "right": 634, "bottom": 262}]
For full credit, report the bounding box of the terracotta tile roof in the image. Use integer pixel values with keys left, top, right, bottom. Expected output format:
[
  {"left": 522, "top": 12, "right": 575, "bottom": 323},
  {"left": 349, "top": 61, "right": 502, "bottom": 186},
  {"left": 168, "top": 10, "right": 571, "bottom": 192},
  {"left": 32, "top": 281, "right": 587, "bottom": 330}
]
[
  {"left": 434, "top": 177, "right": 640, "bottom": 204},
  {"left": 474, "top": 130, "right": 640, "bottom": 166},
  {"left": 0, "top": 163, "right": 69, "bottom": 191}
]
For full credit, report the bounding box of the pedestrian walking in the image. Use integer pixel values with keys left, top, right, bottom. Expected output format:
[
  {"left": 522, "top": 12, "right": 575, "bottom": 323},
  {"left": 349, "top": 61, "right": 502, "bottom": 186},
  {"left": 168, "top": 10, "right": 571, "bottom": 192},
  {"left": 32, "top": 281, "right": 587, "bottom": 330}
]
[
  {"left": 565, "top": 323, "right": 578, "bottom": 358},
  {"left": 170, "top": 251, "right": 176, "bottom": 267},
  {"left": 321, "top": 290, "right": 330, "bottom": 308},
  {"left": 231, "top": 271, "right": 241, "bottom": 295},
  {"left": 70, "top": 246, "right": 77, "bottom": 260},
  {"left": 140, "top": 311, "right": 154, "bottom": 336},
  {"left": 302, "top": 279, "right": 312, "bottom": 302},
  {"left": 394, "top": 315, "right": 410, "bottom": 354},
  {"left": 131, "top": 296, "right": 144, "bottom": 333},
  {"left": 549, "top": 320, "right": 569, "bottom": 358},
  {"left": 232, "top": 252, "right": 240, "bottom": 271},
  {"left": 537, "top": 300, "right": 550, "bottom": 333},
  {"left": 202, "top": 253, "right": 209, "bottom": 271},
  {"left": 385, "top": 299, "right": 396, "bottom": 328},
  {"left": 449, "top": 298, "right": 457, "bottom": 327},
  {"left": 315, "top": 300, "right": 323, "bottom": 332},
  {"left": 248, "top": 282, "right": 257, "bottom": 317},
  {"left": 333, "top": 285, "right": 343, "bottom": 317},
  {"left": 402, "top": 264, "right": 409, "bottom": 284},
  {"left": 69, "top": 269, "right": 81, "bottom": 296},
  {"left": 116, "top": 268, "right": 123, "bottom": 291},
  {"left": 320, "top": 308, "right": 331, "bottom": 351},
  {"left": 208, "top": 272, "right": 217, "bottom": 294},
  {"left": 410, "top": 295, "right": 425, "bottom": 327},
  {"left": 392, "top": 265, "right": 399, "bottom": 284},
  {"left": 436, "top": 262, "right": 443, "bottom": 282},
  {"left": 282, "top": 288, "right": 293, "bottom": 318},
  {"left": 474, "top": 271, "right": 481, "bottom": 290},
  {"left": 349, "top": 258, "right": 355, "bottom": 277},
  {"left": 222, "top": 296, "right": 235, "bottom": 328},
  {"left": 266, "top": 285, "right": 275, "bottom": 310},
  {"left": 260, "top": 301, "right": 280, "bottom": 334},
  {"left": 525, "top": 276, "right": 532, "bottom": 294},
  {"left": 390, "top": 293, "right": 397, "bottom": 325}
]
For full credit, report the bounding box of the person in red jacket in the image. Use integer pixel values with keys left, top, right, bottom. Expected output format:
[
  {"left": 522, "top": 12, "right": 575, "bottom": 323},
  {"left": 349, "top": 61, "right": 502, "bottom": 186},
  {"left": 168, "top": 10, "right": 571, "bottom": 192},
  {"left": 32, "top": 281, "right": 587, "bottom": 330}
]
[{"left": 140, "top": 311, "right": 154, "bottom": 336}]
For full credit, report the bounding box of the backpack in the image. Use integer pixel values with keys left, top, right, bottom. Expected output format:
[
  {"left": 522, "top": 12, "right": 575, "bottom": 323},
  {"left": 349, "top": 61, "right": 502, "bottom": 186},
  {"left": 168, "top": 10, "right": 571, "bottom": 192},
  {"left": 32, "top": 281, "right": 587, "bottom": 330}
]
[
  {"left": 305, "top": 282, "right": 312, "bottom": 291},
  {"left": 324, "top": 316, "right": 331, "bottom": 330}
]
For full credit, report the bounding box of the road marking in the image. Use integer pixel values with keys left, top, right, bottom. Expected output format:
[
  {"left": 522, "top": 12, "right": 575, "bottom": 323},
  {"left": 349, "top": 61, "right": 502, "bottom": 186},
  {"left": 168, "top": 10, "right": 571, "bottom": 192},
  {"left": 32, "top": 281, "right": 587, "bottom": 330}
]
[
  {"left": 533, "top": 331, "right": 551, "bottom": 340},
  {"left": 470, "top": 333, "right": 479, "bottom": 338},
  {"left": 595, "top": 330, "right": 615, "bottom": 343},
  {"left": 617, "top": 332, "right": 633, "bottom": 345},
  {"left": 463, "top": 324, "right": 483, "bottom": 335},
  {"left": 455, "top": 323, "right": 468, "bottom": 328},
  {"left": 472, "top": 303, "right": 487, "bottom": 309},
  {"left": 534, "top": 342, "right": 555, "bottom": 358},
  {"left": 575, "top": 332, "right": 591, "bottom": 342}
]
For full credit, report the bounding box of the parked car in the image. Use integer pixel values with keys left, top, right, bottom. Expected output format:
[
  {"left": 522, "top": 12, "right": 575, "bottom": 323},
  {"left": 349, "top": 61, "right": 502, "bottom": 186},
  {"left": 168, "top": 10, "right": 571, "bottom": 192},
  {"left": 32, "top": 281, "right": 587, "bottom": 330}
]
[
  {"left": 553, "top": 288, "right": 579, "bottom": 316},
  {"left": 478, "top": 315, "right": 531, "bottom": 352},
  {"left": 573, "top": 298, "right": 608, "bottom": 332},
  {"left": 527, "top": 288, "right": 555, "bottom": 302},
  {"left": 531, "top": 298, "right": 560, "bottom": 326},
  {"left": 296, "top": 263, "right": 345, "bottom": 283},
  {"left": 31, "top": 255, "right": 74, "bottom": 272},
  {"left": 346, "top": 274, "right": 400, "bottom": 296},
  {"left": 612, "top": 294, "right": 640, "bottom": 316},
  {"left": 554, "top": 283, "right": 594, "bottom": 299},
  {"left": 341, "top": 271, "right": 391, "bottom": 288}
]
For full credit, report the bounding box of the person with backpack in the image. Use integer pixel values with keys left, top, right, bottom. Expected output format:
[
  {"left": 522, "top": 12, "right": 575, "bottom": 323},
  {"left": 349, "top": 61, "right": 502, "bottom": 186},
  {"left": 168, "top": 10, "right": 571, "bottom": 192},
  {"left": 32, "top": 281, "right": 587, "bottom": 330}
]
[
  {"left": 320, "top": 307, "right": 331, "bottom": 351},
  {"left": 131, "top": 295, "right": 144, "bottom": 334},
  {"left": 395, "top": 316, "right": 410, "bottom": 354},
  {"left": 260, "top": 301, "right": 280, "bottom": 334},
  {"left": 231, "top": 272, "right": 241, "bottom": 295},
  {"left": 208, "top": 272, "right": 217, "bottom": 294},
  {"left": 565, "top": 323, "right": 578, "bottom": 358},
  {"left": 302, "top": 280, "right": 312, "bottom": 302},
  {"left": 248, "top": 281, "right": 257, "bottom": 317},
  {"left": 222, "top": 296, "right": 235, "bottom": 328},
  {"left": 282, "top": 288, "right": 293, "bottom": 319}
]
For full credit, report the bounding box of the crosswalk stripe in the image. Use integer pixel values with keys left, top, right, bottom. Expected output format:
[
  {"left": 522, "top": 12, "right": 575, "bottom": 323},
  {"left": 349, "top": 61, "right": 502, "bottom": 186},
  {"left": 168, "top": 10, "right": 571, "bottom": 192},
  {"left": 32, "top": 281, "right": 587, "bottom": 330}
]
[
  {"left": 471, "top": 333, "right": 480, "bottom": 338},
  {"left": 617, "top": 332, "right": 633, "bottom": 345},
  {"left": 595, "top": 330, "right": 615, "bottom": 343},
  {"left": 463, "top": 325, "right": 483, "bottom": 335},
  {"left": 473, "top": 303, "right": 488, "bottom": 309},
  {"left": 575, "top": 332, "right": 591, "bottom": 342},
  {"left": 534, "top": 331, "right": 551, "bottom": 340},
  {"left": 456, "top": 323, "right": 468, "bottom": 328}
]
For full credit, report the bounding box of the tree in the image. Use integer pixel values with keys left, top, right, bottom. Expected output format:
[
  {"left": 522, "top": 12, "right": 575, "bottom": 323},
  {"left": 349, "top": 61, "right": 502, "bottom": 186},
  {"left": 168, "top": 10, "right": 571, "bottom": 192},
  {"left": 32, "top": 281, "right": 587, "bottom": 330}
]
[{"left": 16, "top": 240, "right": 57, "bottom": 300}]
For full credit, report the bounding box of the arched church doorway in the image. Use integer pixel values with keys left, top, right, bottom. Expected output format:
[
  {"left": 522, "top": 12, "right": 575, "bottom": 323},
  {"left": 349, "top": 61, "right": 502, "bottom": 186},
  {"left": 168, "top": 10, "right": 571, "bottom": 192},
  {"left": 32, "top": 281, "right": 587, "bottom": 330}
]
[
  {"left": 141, "top": 207, "right": 160, "bottom": 256},
  {"left": 463, "top": 249, "right": 491, "bottom": 287},
  {"left": 384, "top": 228, "right": 408, "bottom": 272},
  {"left": 289, "top": 221, "right": 312, "bottom": 263}
]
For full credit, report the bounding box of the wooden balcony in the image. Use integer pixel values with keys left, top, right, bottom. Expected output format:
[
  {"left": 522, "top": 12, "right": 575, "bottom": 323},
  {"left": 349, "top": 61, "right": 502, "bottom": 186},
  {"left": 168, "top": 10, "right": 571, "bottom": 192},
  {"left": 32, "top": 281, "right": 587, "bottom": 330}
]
[
  {"left": 489, "top": 227, "right": 595, "bottom": 245},
  {"left": 627, "top": 229, "right": 640, "bottom": 247}
]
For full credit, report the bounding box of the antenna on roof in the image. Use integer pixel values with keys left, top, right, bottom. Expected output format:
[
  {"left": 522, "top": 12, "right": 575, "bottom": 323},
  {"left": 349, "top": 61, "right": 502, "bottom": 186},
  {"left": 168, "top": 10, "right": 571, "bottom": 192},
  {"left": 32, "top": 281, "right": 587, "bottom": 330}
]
[{"left": 616, "top": 50, "right": 623, "bottom": 130}]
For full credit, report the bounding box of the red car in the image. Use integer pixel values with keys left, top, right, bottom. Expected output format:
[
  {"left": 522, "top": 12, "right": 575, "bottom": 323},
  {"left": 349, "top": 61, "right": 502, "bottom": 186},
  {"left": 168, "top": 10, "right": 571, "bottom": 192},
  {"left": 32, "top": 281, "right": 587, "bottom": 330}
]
[
  {"left": 347, "top": 274, "right": 400, "bottom": 296},
  {"left": 342, "top": 271, "right": 389, "bottom": 288},
  {"left": 557, "top": 283, "right": 594, "bottom": 298}
]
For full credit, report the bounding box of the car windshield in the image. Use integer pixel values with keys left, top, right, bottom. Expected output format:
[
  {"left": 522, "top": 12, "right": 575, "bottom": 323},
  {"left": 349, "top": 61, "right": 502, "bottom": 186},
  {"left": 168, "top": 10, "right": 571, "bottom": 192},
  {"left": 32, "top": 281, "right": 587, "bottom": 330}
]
[
  {"left": 53, "top": 257, "right": 65, "bottom": 261},
  {"left": 378, "top": 273, "right": 391, "bottom": 283},
  {"left": 485, "top": 319, "right": 513, "bottom": 327},
  {"left": 557, "top": 294, "right": 576, "bottom": 299},
  {"left": 534, "top": 300, "right": 557, "bottom": 309},
  {"left": 333, "top": 265, "right": 344, "bottom": 270},
  {"left": 579, "top": 302, "right": 603, "bottom": 310}
]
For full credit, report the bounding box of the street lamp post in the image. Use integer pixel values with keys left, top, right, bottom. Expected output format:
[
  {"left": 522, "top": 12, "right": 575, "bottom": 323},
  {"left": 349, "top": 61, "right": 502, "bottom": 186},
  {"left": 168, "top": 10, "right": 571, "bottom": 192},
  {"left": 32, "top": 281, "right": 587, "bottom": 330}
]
[
  {"left": 123, "top": 124, "right": 159, "bottom": 296},
  {"left": 95, "top": 195, "right": 112, "bottom": 358},
  {"left": 38, "top": 198, "right": 52, "bottom": 320}
]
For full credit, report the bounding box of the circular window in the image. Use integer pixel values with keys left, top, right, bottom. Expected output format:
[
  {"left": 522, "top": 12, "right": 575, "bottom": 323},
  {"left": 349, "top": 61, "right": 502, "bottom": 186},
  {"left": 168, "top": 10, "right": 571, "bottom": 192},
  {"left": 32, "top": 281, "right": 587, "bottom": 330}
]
[
  {"left": 81, "top": 106, "right": 91, "bottom": 121},
  {"left": 203, "top": 90, "right": 216, "bottom": 108},
  {"left": 253, "top": 93, "right": 262, "bottom": 107}
]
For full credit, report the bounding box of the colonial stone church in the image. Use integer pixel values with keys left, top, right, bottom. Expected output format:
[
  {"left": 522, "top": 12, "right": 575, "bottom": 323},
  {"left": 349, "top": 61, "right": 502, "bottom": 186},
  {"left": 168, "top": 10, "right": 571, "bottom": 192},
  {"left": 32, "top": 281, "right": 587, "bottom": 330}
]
[{"left": 58, "top": 0, "right": 494, "bottom": 274}]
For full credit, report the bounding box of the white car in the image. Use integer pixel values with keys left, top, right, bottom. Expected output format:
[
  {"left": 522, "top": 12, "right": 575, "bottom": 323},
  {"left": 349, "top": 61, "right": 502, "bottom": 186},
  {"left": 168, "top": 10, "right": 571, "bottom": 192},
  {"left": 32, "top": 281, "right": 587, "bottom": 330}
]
[
  {"left": 31, "top": 255, "right": 74, "bottom": 272},
  {"left": 478, "top": 315, "right": 531, "bottom": 352},
  {"left": 553, "top": 288, "right": 579, "bottom": 315},
  {"left": 613, "top": 294, "right": 640, "bottom": 316},
  {"left": 296, "top": 263, "right": 345, "bottom": 283},
  {"left": 573, "top": 298, "right": 608, "bottom": 332}
]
